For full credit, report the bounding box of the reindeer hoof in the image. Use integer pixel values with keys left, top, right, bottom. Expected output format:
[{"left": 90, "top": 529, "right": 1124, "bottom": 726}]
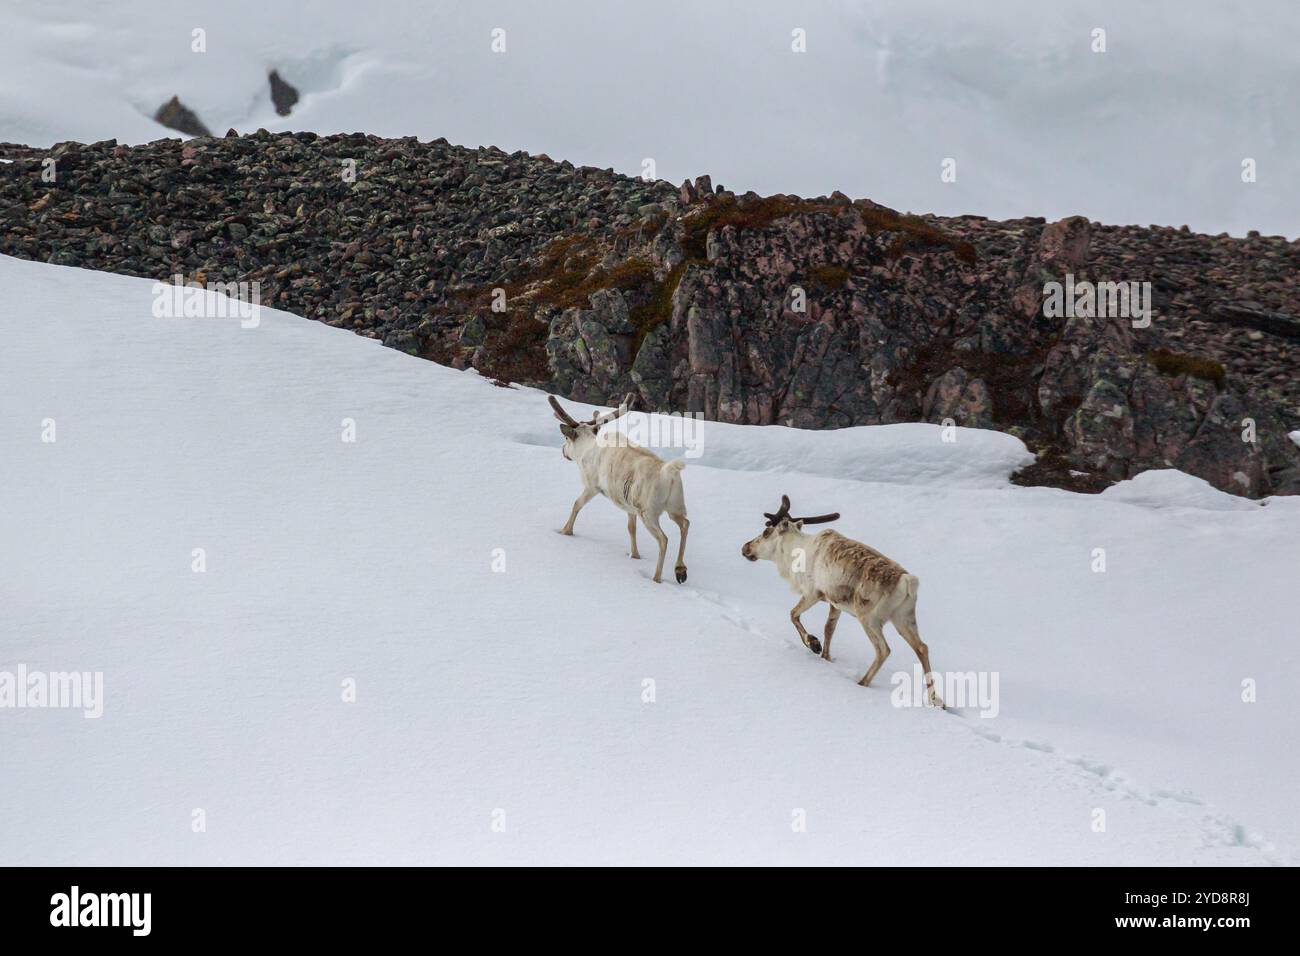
[
  {"left": 804, "top": 635, "right": 822, "bottom": 655},
  {"left": 675, "top": 567, "right": 687, "bottom": 583}
]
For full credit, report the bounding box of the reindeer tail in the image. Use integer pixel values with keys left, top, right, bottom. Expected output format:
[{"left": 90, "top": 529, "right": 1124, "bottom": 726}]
[{"left": 660, "top": 459, "right": 687, "bottom": 515}]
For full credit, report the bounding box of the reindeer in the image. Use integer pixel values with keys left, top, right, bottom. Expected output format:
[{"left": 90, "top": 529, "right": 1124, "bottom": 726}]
[
  {"left": 549, "top": 393, "right": 689, "bottom": 584},
  {"left": 741, "top": 496, "right": 943, "bottom": 707}
]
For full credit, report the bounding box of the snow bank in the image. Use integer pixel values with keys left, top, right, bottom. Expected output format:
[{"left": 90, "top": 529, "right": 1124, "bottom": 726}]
[
  {"left": 2, "top": 254, "right": 1297, "bottom": 865},
  {"left": 1100, "top": 470, "right": 1265, "bottom": 513},
  {"left": 513, "top": 414, "right": 1036, "bottom": 490}
]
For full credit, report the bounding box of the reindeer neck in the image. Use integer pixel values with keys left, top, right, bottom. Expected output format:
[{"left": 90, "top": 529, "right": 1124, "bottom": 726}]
[{"left": 775, "top": 529, "right": 817, "bottom": 577}]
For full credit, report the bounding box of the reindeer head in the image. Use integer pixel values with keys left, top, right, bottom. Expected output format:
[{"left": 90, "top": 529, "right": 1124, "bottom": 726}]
[
  {"left": 548, "top": 393, "right": 636, "bottom": 461},
  {"left": 741, "top": 495, "right": 840, "bottom": 562}
]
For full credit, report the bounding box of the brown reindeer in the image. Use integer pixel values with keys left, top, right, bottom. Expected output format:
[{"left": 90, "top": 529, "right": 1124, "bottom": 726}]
[{"left": 741, "top": 496, "right": 942, "bottom": 706}]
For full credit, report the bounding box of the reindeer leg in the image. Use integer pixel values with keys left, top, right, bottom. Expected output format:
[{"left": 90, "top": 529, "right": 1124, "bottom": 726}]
[
  {"left": 641, "top": 512, "right": 670, "bottom": 583},
  {"left": 626, "top": 513, "right": 640, "bottom": 559},
  {"left": 894, "top": 613, "right": 943, "bottom": 709},
  {"left": 856, "top": 615, "right": 891, "bottom": 687},
  {"left": 668, "top": 512, "right": 689, "bottom": 583},
  {"left": 789, "top": 593, "right": 823, "bottom": 654},
  {"left": 559, "top": 487, "right": 597, "bottom": 535},
  {"left": 821, "top": 605, "right": 842, "bottom": 662}
]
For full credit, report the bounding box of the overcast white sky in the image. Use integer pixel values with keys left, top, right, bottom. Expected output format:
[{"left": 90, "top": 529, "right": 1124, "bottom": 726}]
[{"left": 2, "top": 0, "right": 1296, "bottom": 236}]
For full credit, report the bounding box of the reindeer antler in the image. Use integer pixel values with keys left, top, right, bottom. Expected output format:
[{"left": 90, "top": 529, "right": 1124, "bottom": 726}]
[
  {"left": 548, "top": 395, "right": 581, "bottom": 427},
  {"left": 550, "top": 392, "right": 638, "bottom": 428},
  {"left": 764, "top": 494, "right": 839, "bottom": 527},
  {"left": 763, "top": 495, "right": 792, "bottom": 526},
  {"left": 591, "top": 392, "right": 637, "bottom": 427},
  {"left": 794, "top": 509, "right": 840, "bottom": 525}
]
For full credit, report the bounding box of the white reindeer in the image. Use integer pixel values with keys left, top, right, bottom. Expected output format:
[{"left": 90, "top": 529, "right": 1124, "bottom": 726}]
[
  {"left": 741, "top": 495, "right": 943, "bottom": 706},
  {"left": 549, "top": 393, "right": 689, "bottom": 584}
]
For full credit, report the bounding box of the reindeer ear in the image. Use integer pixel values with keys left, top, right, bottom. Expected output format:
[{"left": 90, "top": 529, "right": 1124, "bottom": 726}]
[{"left": 560, "top": 424, "right": 577, "bottom": 439}]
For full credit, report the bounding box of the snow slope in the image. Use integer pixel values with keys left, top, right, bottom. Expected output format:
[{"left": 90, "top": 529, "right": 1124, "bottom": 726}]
[
  {"left": 2, "top": 253, "right": 1297, "bottom": 865},
  {"left": 2, "top": 0, "right": 1298, "bottom": 238}
]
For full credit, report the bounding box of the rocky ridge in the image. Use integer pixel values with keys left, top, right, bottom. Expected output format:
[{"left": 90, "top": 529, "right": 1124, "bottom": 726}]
[{"left": 1, "top": 132, "right": 1296, "bottom": 496}]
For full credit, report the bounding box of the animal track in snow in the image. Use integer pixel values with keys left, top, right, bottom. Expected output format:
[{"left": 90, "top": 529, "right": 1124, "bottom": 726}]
[{"left": 959, "top": 709, "right": 1282, "bottom": 863}]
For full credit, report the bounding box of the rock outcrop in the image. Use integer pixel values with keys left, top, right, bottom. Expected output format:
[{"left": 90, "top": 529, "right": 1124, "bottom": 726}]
[
  {"left": 1, "top": 133, "right": 1296, "bottom": 496},
  {"left": 268, "top": 71, "right": 299, "bottom": 117},
  {"left": 153, "top": 96, "right": 211, "bottom": 137}
]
